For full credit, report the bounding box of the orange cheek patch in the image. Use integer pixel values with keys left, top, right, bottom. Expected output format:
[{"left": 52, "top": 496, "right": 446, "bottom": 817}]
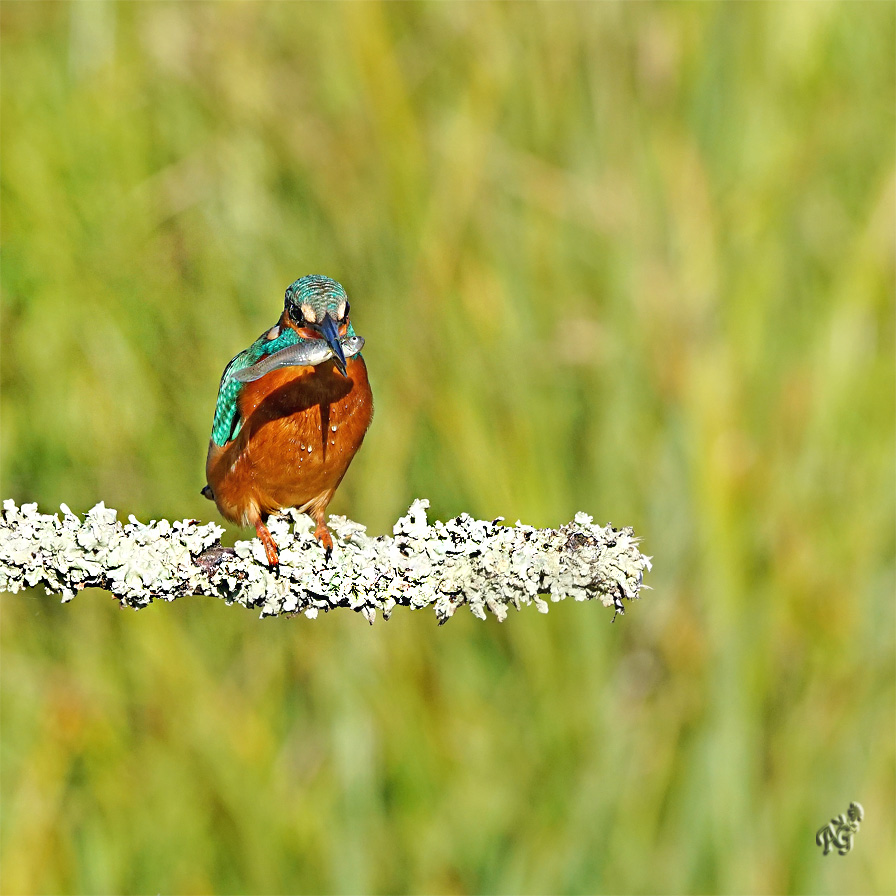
[
  {"left": 300, "top": 323, "right": 348, "bottom": 339},
  {"left": 286, "top": 319, "right": 349, "bottom": 341}
]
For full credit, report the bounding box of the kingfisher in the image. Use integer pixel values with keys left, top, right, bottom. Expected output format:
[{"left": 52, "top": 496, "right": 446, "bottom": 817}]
[{"left": 202, "top": 275, "right": 373, "bottom": 566}]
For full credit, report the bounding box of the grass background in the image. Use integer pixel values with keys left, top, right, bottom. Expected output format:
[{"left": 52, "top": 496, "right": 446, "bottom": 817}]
[{"left": 1, "top": 2, "right": 893, "bottom": 893}]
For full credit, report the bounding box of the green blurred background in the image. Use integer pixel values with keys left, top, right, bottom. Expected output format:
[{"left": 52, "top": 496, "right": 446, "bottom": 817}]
[{"left": 1, "top": 2, "right": 893, "bottom": 893}]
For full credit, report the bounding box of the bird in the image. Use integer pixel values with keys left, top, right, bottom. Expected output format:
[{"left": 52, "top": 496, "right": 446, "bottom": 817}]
[{"left": 202, "top": 275, "right": 373, "bottom": 566}]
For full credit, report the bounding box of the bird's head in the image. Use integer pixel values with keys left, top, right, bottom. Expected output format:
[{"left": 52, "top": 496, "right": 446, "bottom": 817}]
[{"left": 283, "top": 275, "right": 353, "bottom": 376}]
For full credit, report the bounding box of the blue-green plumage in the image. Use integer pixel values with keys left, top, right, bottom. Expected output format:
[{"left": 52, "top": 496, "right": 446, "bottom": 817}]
[
  {"left": 284, "top": 275, "right": 349, "bottom": 317},
  {"left": 209, "top": 276, "right": 358, "bottom": 448}
]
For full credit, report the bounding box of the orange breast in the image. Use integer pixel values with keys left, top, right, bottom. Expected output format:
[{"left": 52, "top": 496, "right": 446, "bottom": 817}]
[{"left": 206, "top": 356, "right": 373, "bottom": 527}]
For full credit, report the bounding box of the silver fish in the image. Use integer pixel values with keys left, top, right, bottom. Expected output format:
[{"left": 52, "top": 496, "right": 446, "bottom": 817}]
[{"left": 233, "top": 334, "right": 365, "bottom": 384}]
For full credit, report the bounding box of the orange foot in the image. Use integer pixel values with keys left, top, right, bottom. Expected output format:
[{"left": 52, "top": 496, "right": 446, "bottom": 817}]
[
  {"left": 255, "top": 519, "right": 280, "bottom": 567},
  {"left": 313, "top": 509, "right": 334, "bottom": 561}
]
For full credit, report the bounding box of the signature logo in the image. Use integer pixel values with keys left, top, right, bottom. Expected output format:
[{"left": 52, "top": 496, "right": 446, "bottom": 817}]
[{"left": 816, "top": 801, "right": 864, "bottom": 856}]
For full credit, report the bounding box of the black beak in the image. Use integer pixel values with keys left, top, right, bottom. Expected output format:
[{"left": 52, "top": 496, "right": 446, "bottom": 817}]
[{"left": 316, "top": 315, "right": 347, "bottom": 376}]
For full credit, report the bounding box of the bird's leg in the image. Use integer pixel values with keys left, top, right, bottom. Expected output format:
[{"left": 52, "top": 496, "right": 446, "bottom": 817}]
[
  {"left": 255, "top": 517, "right": 280, "bottom": 567},
  {"left": 312, "top": 506, "right": 334, "bottom": 561}
]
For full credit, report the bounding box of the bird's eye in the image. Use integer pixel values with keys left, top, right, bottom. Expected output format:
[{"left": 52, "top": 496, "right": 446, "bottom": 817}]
[{"left": 342, "top": 301, "right": 350, "bottom": 320}]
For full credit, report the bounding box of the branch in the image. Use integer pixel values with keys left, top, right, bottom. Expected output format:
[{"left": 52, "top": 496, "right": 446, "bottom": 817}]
[{"left": 0, "top": 499, "right": 651, "bottom": 624}]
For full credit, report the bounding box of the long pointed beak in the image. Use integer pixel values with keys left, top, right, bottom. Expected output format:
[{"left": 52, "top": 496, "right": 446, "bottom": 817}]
[{"left": 317, "top": 315, "right": 347, "bottom": 376}]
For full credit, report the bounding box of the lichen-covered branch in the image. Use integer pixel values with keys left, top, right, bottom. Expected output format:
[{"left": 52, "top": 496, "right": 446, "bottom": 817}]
[{"left": 0, "top": 499, "right": 650, "bottom": 624}]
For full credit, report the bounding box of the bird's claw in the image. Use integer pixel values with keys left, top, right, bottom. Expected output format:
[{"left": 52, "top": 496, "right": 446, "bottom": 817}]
[
  {"left": 255, "top": 520, "right": 281, "bottom": 569},
  {"left": 314, "top": 520, "right": 334, "bottom": 563}
]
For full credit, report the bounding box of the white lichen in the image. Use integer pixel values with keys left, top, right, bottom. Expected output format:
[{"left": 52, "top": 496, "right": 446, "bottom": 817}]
[{"left": 0, "top": 498, "right": 651, "bottom": 623}]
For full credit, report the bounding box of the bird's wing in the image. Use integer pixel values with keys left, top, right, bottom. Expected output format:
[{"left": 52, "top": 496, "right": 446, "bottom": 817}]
[{"left": 209, "top": 326, "right": 301, "bottom": 447}]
